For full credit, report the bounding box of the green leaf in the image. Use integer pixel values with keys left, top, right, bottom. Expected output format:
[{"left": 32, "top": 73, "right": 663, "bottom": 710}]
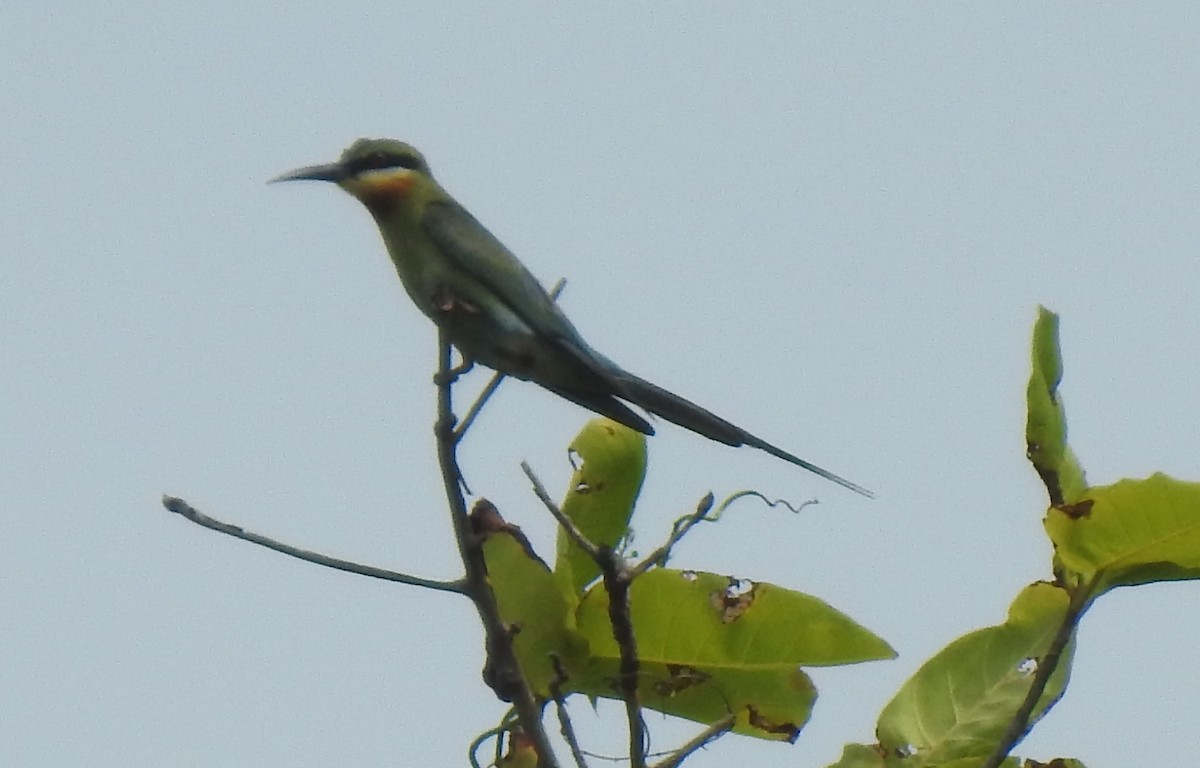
[
  {"left": 553, "top": 418, "right": 647, "bottom": 598},
  {"left": 1045, "top": 472, "right": 1200, "bottom": 590},
  {"left": 819, "top": 745, "right": 1022, "bottom": 768},
  {"left": 820, "top": 745, "right": 1022, "bottom": 768},
  {"left": 876, "top": 582, "right": 1072, "bottom": 766},
  {"left": 1025, "top": 306, "right": 1086, "bottom": 503},
  {"left": 914, "top": 759, "right": 1018, "bottom": 768},
  {"left": 482, "top": 524, "right": 587, "bottom": 696},
  {"left": 823, "top": 743, "right": 886, "bottom": 768},
  {"left": 570, "top": 569, "right": 894, "bottom": 740}
]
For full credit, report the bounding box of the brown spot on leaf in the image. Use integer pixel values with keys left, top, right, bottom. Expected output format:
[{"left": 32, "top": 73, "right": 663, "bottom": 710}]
[
  {"left": 746, "top": 706, "right": 799, "bottom": 743},
  {"left": 652, "top": 664, "right": 710, "bottom": 697},
  {"left": 1056, "top": 499, "right": 1094, "bottom": 519},
  {"left": 710, "top": 577, "right": 757, "bottom": 623}
]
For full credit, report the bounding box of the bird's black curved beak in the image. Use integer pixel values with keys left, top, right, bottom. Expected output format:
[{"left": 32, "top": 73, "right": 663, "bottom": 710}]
[{"left": 269, "top": 162, "right": 346, "bottom": 184}]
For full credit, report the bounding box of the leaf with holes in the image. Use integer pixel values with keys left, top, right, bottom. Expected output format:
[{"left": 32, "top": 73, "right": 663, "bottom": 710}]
[
  {"left": 1045, "top": 472, "right": 1200, "bottom": 591},
  {"left": 569, "top": 568, "right": 894, "bottom": 740},
  {"left": 876, "top": 582, "right": 1071, "bottom": 765},
  {"left": 553, "top": 418, "right": 647, "bottom": 599}
]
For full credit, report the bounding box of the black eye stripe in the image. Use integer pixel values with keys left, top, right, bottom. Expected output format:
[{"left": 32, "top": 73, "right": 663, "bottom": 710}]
[{"left": 347, "top": 150, "right": 422, "bottom": 175}]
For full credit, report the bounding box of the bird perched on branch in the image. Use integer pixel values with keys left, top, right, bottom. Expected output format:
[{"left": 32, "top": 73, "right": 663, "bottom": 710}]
[{"left": 273, "top": 138, "right": 870, "bottom": 497}]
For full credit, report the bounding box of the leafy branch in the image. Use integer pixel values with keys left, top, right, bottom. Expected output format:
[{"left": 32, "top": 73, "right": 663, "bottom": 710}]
[{"left": 160, "top": 305, "right": 1200, "bottom": 767}]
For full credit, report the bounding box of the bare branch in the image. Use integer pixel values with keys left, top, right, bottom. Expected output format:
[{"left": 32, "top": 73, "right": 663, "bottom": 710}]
[
  {"left": 435, "top": 331, "right": 560, "bottom": 768},
  {"left": 160, "top": 495, "right": 464, "bottom": 593},
  {"left": 632, "top": 490, "right": 816, "bottom": 575},
  {"left": 520, "top": 460, "right": 603, "bottom": 562},
  {"left": 453, "top": 369, "right": 504, "bottom": 442},
  {"left": 981, "top": 579, "right": 1094, "bottom": 768},
  {"left": 631, "top": 493, "right": 715, "bottom": 576},
  {"left": 602, "top": 557, "right": 647, "bottom": 768},
  {"left": 649, "top": 715, "right": 735, "bottom": 768},
  {"left": 521, "top": 459, "right": 644, "bottom": 767},
  {"left": 550, "top": 655, "right": 590, "bottom": 768}
]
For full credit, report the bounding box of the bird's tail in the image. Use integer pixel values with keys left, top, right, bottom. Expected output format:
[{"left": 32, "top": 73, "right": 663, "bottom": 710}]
[{"left": 614, "top": 372, "right": 873, "bottom": 498}]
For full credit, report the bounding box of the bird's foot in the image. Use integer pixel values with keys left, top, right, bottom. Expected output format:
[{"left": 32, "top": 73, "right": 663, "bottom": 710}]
[{"left": 434, "top": 358, "right": 475, "bottom": 385}]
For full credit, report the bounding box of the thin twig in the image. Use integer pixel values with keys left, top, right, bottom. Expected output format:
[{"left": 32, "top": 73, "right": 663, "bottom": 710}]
[
  {"left": 434, "top": 332, "right": 560, "bottom": 768},
  {"left": 649, "top": 715, "right": 736, "bottom": 768},
  {"left": 546, "top": 278, "right": 568, "bottom": 300},
  {"left": 160, "top": 495, "right": 465, "bottom": 593},
  {"left": 453, "top": 279, "right": 568, "bottom": 442},
  {"left": 631, "top": 493, "right": 716, "bottom": 576},
  {"left": 521, "top": 460, "right": 643, "bottom": 767},
  {"left": 601, "top": 553, "right": 647, "bottom": 768},
  {"left": 453, "top": 369, "right": 504, "bottom": 442},
  {"left": 631, "top": 490, "right": 815, "bottom": 576},
  {"left": 550, "top": 655, "right": 589, "bottom": 768},
  {"left": 520, "top": 460, "right": 603, "bottom": 561},
  {"left": 980, "top": 579, "right": 1095, "bottom": 768}
]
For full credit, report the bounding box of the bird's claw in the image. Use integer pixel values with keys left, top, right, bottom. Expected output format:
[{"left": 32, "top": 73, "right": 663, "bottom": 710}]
[{"left": 434, "top": 358, "right": 475, "bottom": 385}]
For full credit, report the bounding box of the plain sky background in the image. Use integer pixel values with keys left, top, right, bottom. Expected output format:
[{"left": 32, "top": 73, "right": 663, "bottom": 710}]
[{"left": 3, "top": 4, "right": 1198, "bottom": 766}]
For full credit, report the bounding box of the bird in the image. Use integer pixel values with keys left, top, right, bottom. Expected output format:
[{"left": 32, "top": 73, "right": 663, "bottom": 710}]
[{"left": 272, "top": 138, "right": 871, "bottom": 497}]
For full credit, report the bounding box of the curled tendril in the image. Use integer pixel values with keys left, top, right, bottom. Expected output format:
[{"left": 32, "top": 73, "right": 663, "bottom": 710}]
[{"left": 711, "top": 489, "right": 818, "bottom": 520}]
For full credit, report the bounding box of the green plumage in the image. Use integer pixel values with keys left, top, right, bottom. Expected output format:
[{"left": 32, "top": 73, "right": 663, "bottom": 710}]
[{"left": 273, "top": 139, "right": 870, "bottom": 497}]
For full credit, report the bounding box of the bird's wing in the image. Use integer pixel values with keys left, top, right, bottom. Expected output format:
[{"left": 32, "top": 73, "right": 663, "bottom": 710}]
[
  {"left": 423, "top": 199, "right": 672, "bottom": 438},
  {"left": 422, "top": 199, "right": 611, "bottom": 373}
]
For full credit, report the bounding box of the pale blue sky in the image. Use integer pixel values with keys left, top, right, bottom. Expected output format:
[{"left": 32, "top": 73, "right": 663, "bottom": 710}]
[{"left": 3, "top": 4, "right": 1198, "bottom": 766}]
